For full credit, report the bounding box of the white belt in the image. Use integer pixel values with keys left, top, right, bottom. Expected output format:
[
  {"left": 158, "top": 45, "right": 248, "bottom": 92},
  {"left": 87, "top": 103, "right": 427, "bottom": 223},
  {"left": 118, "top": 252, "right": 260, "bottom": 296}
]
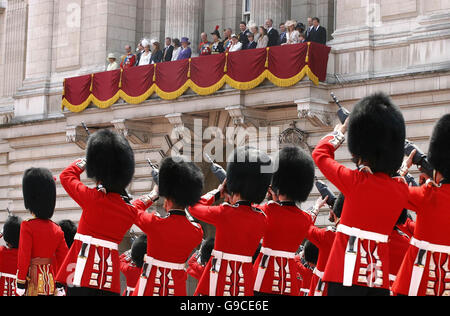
[
  {"left": 260, "top": 247, "right": 296, "bottom": 259},
  {"left": 411, "top": 238, "right": 450, "bottom": 254},
  {"left": 137, "top": 255, "right": 185, "bottom": 296},
  {"left": 254, "top": 247, "right": 296, "bottom": 292},
  {"left": 126, "top": 286, "right": 135, "bottom": 296},
  {"left": 313, "top": 268, "right": 324, "bottom": 279},
  {"left": 389, "top": 274, "right": 396, "bottom": 282},
  {"left": 144, "top": 255, "right": 185, "bottom": 271},
  {"left": 72, "top": 233, "right": 119, "bottom": 287},
  {"left": 210, "top": 250, "right": 252, "bottom": 296},
  {"left": 74, "top": 233, "right": 119, "bottom": 250},
  {"left": 338, "top": 225, "right": 388, "bottom": 287},
  {"left": 337, "top": 225, "right": 389, "bottom": 243},
  {"left": 0, "top": 273, "right": 16, "bottom": 279},
  {"left": 409, "top": 238, "right": 450, "bottom": 296},
  {"left": 313, "top": 268, "right": 325, "bottom": 296}
]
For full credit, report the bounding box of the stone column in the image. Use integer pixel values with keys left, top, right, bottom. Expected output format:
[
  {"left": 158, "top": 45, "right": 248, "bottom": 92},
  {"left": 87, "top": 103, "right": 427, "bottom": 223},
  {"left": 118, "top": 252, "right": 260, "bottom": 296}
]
[
  {"left": 250, "top": 0, "right": 291, "bottom": 28},
  {"left": 164, "top": 0, "right": 204, "bottom": 55},
  {"left": 2, "top": 0, "right": 28, "bottom": 98}
]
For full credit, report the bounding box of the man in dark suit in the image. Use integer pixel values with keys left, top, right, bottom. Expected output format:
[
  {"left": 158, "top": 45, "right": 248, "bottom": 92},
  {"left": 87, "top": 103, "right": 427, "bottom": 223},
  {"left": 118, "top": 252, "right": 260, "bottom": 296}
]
[
  {"left": 163, "top": 37, "right": 174, "bottom": 62},
  {"left": 135, "top": 41, "right": 144, "bottom": 66},
  {"left": 305, "top": 17, "right": 314, "bottom": 42},
  {"left": 308, "top": 17, "right": 327, "bottom": 45},
  {"left": 238, "top": 21, "right": 251, "bottom": 50},
  {"left": 279, "top": 23, "right": 287, "bottom": 45},
  {"left": 265, "top": 19, "right": 280, "bottom": 47}
]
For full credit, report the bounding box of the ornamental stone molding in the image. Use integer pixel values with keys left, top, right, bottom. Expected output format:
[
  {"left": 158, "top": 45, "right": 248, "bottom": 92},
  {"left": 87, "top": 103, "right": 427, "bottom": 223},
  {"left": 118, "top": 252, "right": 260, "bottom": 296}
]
[
  {"left": 111, "top": 119, "right": 151, "bottom": 145},
  {"left": 225, "top": 105, "right": 267, "bottom": 128},
  {"left": 296, "top": 98, "right": 333, "bottom": 128}
]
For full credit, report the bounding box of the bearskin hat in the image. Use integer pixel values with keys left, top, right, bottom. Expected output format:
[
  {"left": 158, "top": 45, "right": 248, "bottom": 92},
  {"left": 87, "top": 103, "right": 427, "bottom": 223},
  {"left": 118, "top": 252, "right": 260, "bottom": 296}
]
[
  {"left": 348, "top": 92, "right": 406, "bottom": 175},
  {"left": 86, "top": 129, "right": 135, "bottom": 194},
  {"left": 131, "top": 235, "right": 147, "bottom": 268},
  {"left": 23, "top": 168, "right": 56, "bottom": 220},
  {"left": 226, "top": 146, "right": 273, "bottom": 204},
  {"left": 304, "top": 240, "right": 319, "bottom": 265},
  {"left": 428, "top": 114, "right": 450, "bottom": 180},
  {"left": 158, "top": 156, "right": 204, "bottom": 208},
  {"left": 271, "top": 145, "right": 315, "bottom": 202},
  {"left": 58, "top": 220, "right": 78, "bottom": 248},
  {"left": 333, "top": 193, "right": 345, "bottom": 219},
  {"left": 199, "top": 238, "right": 215, "bottom": 266},
  {"left": 3, "top": 216, "right": 22, "bottom": 249}
]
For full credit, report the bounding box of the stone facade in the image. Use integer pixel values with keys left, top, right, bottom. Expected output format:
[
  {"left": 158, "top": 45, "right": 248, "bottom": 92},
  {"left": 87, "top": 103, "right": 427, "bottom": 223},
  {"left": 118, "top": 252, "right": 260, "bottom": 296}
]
[{"left": 0, "top": 0, "right": 449, "bottom": 294}]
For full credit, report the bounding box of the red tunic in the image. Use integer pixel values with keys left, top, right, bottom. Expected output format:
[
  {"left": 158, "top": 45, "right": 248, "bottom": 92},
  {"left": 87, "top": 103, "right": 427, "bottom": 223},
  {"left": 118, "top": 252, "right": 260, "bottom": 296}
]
[
  {"left": 132, "top": 205, "right": 203, "bottom": 296},
  {"left": 187, "top": 252, "right": 205, "bottom": 280},
  {"left": 397, "top": 218, "right": 416, "bottom": 239},
  {"left": 253, "top": 201, "right": 312, "bottom": 296},
  {"left": 393, "top": 184, "right": 450, "bottom": 296},
  {"left": 120, "top": 54, "right": 136, "bottom": 69},
  {"left": 0, "top": 246, "right": 18, "bottom": 296},
  {"left": 17, "top": 218, "right": 68, "bottom": 296},
  {"left": 307, "top": 226, "right": 336, "bottom": 296},
  {"left": 56, "top": 161, "right": 139, "bottom": 294},
  {"left": 388, "top": 229, "right": 410, "bottom": 288},
  {"left": 189, "top": 192, "right": 267, "bottom": 296},
  {"left": 312, "top": 133, "right": 409, "bottom": 290},
  {"left": 294, "top": 256, "right": 314, "bottom": 296},
  {"left": 119, "top": 253, "right": 141, "bottom": 296}
]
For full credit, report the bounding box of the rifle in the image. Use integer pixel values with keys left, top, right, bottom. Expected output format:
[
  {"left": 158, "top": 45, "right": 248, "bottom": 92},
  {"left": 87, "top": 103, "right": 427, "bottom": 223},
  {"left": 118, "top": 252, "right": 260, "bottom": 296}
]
[
  {"left": 6, "top": 207, "right": 12, "bottom": 217},
  {"left": 331, "top": 93, "right": 435, "bottom": 178},
  {"left": 404, "top": 173, "right": 418, "bottom": 187},
  {"left": 315, "top": 177, "right": 336, "bottom": 208},
  {"left": 81, "top": 122, "right": 91, "bottom": 136},
  {"left": 404, "top": 140, "right": 434, "bottom": 178},
  {"left": 147, "top": 159, "right": 159, "bottom": 185},
  {"left": 331, "top": 92, "right": 351, "bottom": 124},
  {"left": 205, "top": 154, "right": 227, "bottom": 184}
]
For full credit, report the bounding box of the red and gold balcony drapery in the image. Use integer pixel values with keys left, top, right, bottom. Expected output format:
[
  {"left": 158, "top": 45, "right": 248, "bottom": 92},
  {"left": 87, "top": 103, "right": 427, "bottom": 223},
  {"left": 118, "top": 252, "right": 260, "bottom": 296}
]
[{"left": 62, "top": 42, "right": 331, "bottom": 113}]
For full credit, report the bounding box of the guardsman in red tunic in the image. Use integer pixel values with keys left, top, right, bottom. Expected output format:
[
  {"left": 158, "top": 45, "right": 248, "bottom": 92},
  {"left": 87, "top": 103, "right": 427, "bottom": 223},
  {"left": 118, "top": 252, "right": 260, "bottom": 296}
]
[
  {"left": 387, "top": 209, "right": 411, "bottom": 290},
  {"left": 0, "top": 216, "right": 22, "bottom": 296},
  {"left": 393, "top": 114, "right": 450, "bottom": 296},
  {"left": 253, "top": 145, "right": 316, "bottom": 296},
  {"left": 56, "top": 129, "right": 138, "bottom": 296},
  {"left": 120, "top": 235, "right": 147, "bottom": 296},
  {"left": 189, "top": 146, "right": 272, "bottom": 296},
  {"left": 307, "top": 193, "right": 344, "bottom": 296},
  {"left": 132, "top": 157, "right": 204, "bottom": 296},
  {"left": 313, "top": 93, "right": 409, "bottom": 296},
  {"left": 16, "top": 168, "right": 68, "bottom": 296},
  {"left": 187, "top": 238, "right": 215, "bottom": 281},
  {"left": 397, "top": 216, "right": 416, "bottom": 239},
  {"left": 295, "top": 241, "right": 318, "bottom": 296}
]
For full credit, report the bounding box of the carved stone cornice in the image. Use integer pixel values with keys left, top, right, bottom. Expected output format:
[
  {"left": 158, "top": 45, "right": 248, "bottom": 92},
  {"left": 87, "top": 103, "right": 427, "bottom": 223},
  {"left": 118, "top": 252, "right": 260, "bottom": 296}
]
[
  {"left": 66, "top": 125, "right": 88, "bottom": 149},
  {"left": 111, "top": 119, "right": 151, "bottom": 145},
  {"left": 225, "top": 105, "right": 267, "bottom": 128},
  {"left": 296, "top": 98, "right": 333, "bottom": 128}
]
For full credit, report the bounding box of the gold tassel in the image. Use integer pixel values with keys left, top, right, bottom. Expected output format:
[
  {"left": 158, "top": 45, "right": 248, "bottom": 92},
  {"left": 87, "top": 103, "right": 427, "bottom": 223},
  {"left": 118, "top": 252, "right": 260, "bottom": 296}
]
[
  {"left": 153, "top": 64, "right": 156, "bottom": 82},
  {"left": 90, "top": 74, "right": 94, "bottom": 92},
  {"left": 119, "top": 69, "right": 123, "bottom": 88},
  {"left": 224, "top": 53, "right": 228, "bottom": 73},
  {"left": 188, "top": 58, "right": 191, "bottom": 78},
  {"left": 306, "top": 42, "right": 311, "bottom": 63},
  {"left": 265, "top": 47, "right": 270, "bottom": 68}
]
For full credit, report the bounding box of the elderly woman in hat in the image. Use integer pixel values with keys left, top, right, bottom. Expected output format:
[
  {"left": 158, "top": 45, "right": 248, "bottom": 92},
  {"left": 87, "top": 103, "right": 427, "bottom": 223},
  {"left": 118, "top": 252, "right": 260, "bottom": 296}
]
[
  {"left": 177, "top": 37, "right": 192, "bottom": 61},
  {"left": 283, "top": 20, "right": 300, "bottom": 45},
  {"left": 106, "top": 53, "right": 120, "bottom": 71}
]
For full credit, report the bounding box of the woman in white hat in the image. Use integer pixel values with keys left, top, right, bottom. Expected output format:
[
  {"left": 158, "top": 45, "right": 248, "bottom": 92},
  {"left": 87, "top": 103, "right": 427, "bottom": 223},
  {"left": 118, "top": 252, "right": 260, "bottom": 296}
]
[
  {"left": 248, "top": 21, "right": 260, "bottom": 43},
  {"left": 284, "top": 20, "right": 300, "bottom": 45},
  {"left": 106, "top": 53, "right": 120, "bottom": 71},
  {"left": 138, "top": 39, "right": 152, "bottom": 66},
  {"left": 228, "top": 34, "right": 243, "bottom": 52}
]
